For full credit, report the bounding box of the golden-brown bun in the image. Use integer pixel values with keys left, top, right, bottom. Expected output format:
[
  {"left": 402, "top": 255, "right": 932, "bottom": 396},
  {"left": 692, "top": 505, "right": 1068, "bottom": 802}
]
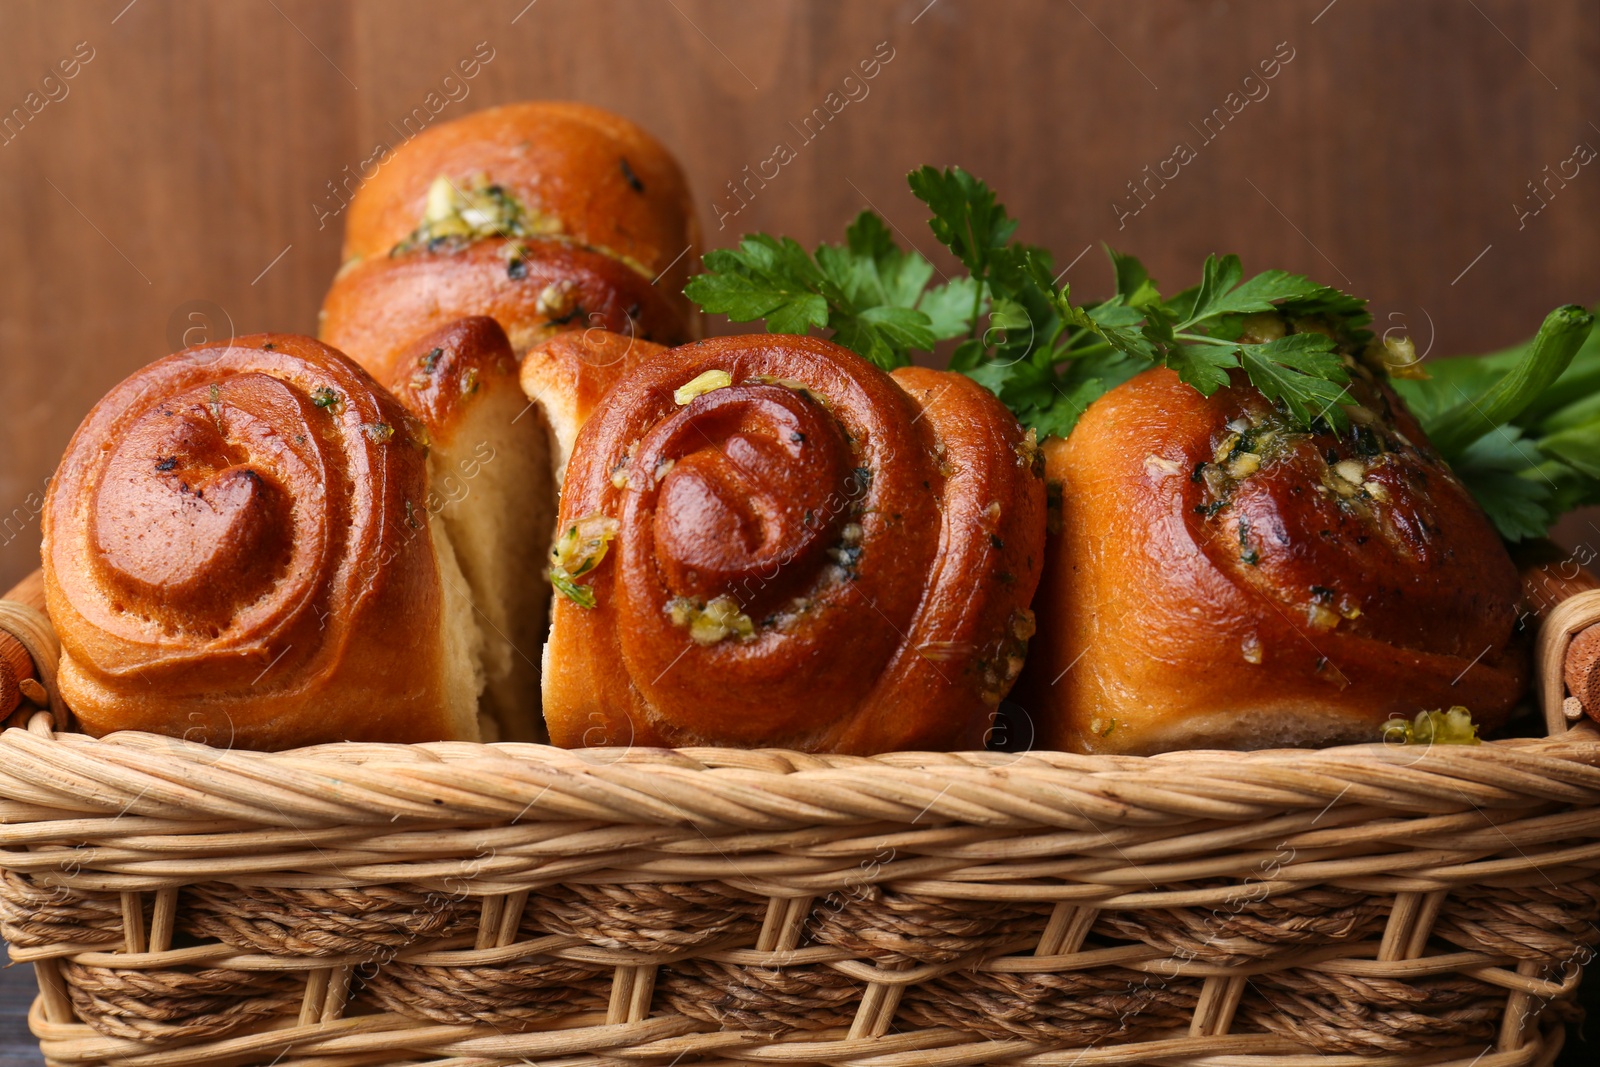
[
  {"left": 321, "top": 239, "right": 692, "bottom": 386},
  {"left": 319, "top": 101, "right": 699, "bottom": 384},
  {"left": 42, "top": 334, "right": 481, "bottom": 749},
  {"left": 341, "top": 102, "right": 698, "bottom": 291},
  {"left": 377, "top": 317, "right": 552, "bottom": 742},
  {"left": 519, "top": 328, "right": 668, "bottom": 485},
  {"left": 1018, "top": 365, "right": 1525, "bottom": 755},
  {"left": 542, "top": 335, "right": 1046, "bottom": 754}
]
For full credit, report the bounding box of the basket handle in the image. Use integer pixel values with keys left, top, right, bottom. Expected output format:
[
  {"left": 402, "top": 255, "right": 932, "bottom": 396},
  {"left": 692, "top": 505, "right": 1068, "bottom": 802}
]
[
  {"left": 0, "top": 570, "right": 63, "bottom": 725},
  {"left": 1536, "top": 586, "right": 1600, "bottom": 737}
]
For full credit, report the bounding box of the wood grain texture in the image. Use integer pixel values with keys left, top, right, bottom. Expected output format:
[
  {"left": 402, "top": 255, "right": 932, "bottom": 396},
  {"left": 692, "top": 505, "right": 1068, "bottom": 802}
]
[{"left": 2, "top": 0, "right": 1597, "bottom": 591}]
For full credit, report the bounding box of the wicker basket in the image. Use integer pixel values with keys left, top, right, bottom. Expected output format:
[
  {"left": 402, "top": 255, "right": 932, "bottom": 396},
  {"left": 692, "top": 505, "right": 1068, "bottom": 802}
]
[{"left": 3, "top": 592, "right": 1600, "bottom": 1066}]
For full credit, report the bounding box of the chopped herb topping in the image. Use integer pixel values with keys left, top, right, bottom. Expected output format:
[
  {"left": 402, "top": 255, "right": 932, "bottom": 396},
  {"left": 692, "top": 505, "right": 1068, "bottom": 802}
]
[
  {"left": 828, "top": 541, "right": 865, "bottom": 579},
  {"left": 421, "top": 347, "right": 443, "bottom": 372},
  {"left": 1381, "top": 706, "right": 1480, "bottom": 745},
  {"left": 548, "top": 513, "right": 620, "bottom": 609},
  {"left": 1014, "top": 426, "right": 1042, "bottom": 474},
  {"left": 362, "top": 422, "right": 394, "bottom": 443},
  {"left": 312, "top": 387, "right": 340, "bottom": 409},
  {"left": 674, "top": 369, "right": 733, "bottom": 406},
  {"left": 393, "top": 174, "right": 556, "bottom": 254},
  {"left": 668, "top": 595, "right": 756, "bottom": 644},
  {"left": 536, "top": 279, "right": 576, "bottom": 317}
]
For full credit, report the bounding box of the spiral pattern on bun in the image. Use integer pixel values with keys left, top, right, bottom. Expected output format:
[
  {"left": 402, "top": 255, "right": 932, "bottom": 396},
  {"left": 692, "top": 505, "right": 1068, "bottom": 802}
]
[
  {"left": 542, "top": 335, "right": 1046, "bottom": 754},
  {"left": 43, "top": 334, "right": 479, "bottom": 748}
]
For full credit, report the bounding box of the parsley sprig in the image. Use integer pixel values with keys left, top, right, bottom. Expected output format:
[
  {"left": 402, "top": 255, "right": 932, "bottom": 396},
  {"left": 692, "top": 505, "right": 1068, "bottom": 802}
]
[
  {"left": 686, "top": 166, "right": 1370, "bottom": 438},
  {"left": 683, "top": 165, "right": 1598, "bottom": 540},
  {"left": 684, "top": 212, "right": 978, "bottom": 370}
]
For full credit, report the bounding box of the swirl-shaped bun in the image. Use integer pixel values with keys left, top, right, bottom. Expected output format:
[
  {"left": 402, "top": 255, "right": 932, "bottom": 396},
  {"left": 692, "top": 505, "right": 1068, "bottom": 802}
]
[
  {"left": 42, "top": 335, "right": 480, "bottom": 748},
  {"left": 1019, "top": 358, "right": 1526, "bottom": 755},
  {"left": 542, "top": 335, "right": 1046, "bottom": 754},
  {"left": 319, "top": 102, "right": 699, "bottom": 385}
]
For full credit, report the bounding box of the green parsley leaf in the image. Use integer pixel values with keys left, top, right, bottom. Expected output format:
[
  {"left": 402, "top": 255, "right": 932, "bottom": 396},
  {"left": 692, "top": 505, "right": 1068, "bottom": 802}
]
[
  {"left": 684, "top": 211, "right": 962, "bottom": 370},
  {"left": 907, "top": 165, "right": 1018, "bottom": 280},
  {"left": 1178, "top": 254, "right": 1326, "bottom": 329},
  {"left": 1237, "top": 333, "right": 1351, "bottom": 427},
  {"left": 1448, "top": 426, "right": 1557, "bottom": 541},
  {"left": 690, "top": 238, "right": 830, "bottom": 333},
  {"left": 549, "top": 568, "right": 598, "bottom": 609},
  {"left": 917, "top": 276, "right": 983, "bottom": 338},
  {"left": 1164, "top": 341, "right": 1238, "bottom": 396}
]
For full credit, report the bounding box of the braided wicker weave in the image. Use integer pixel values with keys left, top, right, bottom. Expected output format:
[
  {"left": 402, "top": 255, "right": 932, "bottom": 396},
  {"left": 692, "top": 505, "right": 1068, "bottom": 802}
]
[{"left": 2, "top": 590, "right": 1600, "bottom": 1065}]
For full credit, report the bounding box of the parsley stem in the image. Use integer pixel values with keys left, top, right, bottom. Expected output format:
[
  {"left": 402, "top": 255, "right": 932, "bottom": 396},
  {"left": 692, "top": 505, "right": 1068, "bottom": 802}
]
[
  {"left": 1062, "top": 340, "right": 1113, "bottom": 359},
  {"left": 1174, "top": 332, "right": 1239, "bottom": 347},
  {"left": 968, "top": 274, "right": 986, "bottom": 341},
  {"left": 1428, "top": 304, "right": 1595, "bottom": 458}
]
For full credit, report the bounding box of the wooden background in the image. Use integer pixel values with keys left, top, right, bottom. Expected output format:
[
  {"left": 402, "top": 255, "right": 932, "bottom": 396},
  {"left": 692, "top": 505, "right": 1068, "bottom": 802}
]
[
  {"left": 0, "top": 1, "right": 1596, "bottom": 1057},
  {"left": 1, "top": 0, "right": 1598, "bottom": 592}
]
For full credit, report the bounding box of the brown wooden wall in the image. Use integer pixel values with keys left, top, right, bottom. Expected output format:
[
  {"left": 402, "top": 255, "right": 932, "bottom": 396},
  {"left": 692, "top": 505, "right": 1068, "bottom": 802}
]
[{"left": 2, "top": 0, "right": 1597, "bottom": 590}]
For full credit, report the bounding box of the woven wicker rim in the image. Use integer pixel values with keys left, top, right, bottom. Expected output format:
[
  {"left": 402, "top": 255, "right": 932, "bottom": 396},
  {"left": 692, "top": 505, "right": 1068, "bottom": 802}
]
[{"left": 2, "top": 596, "right": 1598, "bottom": 1066}]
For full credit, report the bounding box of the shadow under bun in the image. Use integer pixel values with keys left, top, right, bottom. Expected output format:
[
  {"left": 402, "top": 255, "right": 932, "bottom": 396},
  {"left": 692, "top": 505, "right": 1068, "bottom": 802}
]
[
  {"left": 42, "top": 334, "right": 480, "bottom": 749},
  {"left": 542, "top": 334, "right": 1046, "bottom": 754}
]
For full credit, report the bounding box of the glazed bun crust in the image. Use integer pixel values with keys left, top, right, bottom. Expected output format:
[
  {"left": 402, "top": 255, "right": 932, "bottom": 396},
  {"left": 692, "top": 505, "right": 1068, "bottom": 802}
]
[
  {"left": 1020, "top": 366, "right": 1525, "bottom": 755},
  {"left": 519, "top": 328, "right": 669, "bottom": 485},
  {"left": 319, "top": 101, "right": 699, "bottom": 461},
  {"left": 542, "top": 335, "right": 1046, "bottom": 754},
  {"left": 320, "top": 238, "right": 692, "bottom": 387},
  {"left": 341, "top": 102, "right": 698, "bottom": 293},
  {"left": 42, "top": 334, "right": 479, "bottom": 749}
]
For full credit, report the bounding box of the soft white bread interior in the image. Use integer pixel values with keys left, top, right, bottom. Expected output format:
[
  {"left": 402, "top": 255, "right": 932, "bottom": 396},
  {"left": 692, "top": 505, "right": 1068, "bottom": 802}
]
[{"left": 382, "top": 317, "right": 554, "bottom": 741}]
